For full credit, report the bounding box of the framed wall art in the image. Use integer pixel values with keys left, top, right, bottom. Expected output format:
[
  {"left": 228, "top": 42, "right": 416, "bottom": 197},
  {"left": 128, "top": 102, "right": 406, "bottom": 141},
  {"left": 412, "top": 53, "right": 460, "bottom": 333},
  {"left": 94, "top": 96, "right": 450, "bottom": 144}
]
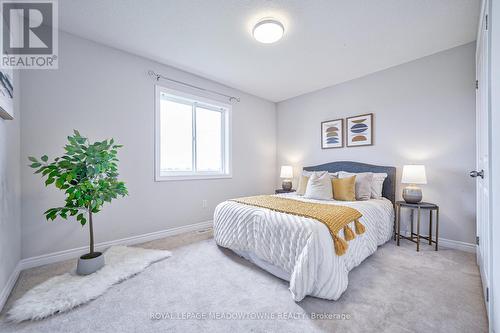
[
  {"left": 321, "top": 118, "right": 343, "bottom": 149},
  {"left": 346, "top": 113, "right": 373, "bottom": 147},
  {"left": 0, "top": 69, "right": 14, "bottom": 120}
]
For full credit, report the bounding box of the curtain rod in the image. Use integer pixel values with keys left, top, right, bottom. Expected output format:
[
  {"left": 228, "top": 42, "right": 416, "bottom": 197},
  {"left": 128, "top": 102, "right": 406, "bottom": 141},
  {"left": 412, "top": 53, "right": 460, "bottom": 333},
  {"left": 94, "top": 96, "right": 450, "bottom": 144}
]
[{"left": 148, "top": 70, "right": 240, "bottom": 103}]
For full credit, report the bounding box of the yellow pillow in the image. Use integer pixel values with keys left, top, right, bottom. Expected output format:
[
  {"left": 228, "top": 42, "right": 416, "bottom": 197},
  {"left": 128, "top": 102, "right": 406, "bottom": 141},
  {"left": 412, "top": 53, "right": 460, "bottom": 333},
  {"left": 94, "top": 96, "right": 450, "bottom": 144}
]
[
  {"left": 296, "top": 175, "right": 310, "bottom": 195},
  {"left": 332, "top": 176, "right": 356, "bottom": 201}
]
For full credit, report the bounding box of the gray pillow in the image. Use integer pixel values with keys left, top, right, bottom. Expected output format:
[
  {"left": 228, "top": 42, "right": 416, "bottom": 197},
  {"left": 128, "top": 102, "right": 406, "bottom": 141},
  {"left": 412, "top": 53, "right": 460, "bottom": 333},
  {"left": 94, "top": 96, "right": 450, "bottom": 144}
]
[
  {"left": 371, "top": 173, "right": 388, "bottom": 199},
  {"left": 338, "top": 171, "right": 373, "bottom": 201}
]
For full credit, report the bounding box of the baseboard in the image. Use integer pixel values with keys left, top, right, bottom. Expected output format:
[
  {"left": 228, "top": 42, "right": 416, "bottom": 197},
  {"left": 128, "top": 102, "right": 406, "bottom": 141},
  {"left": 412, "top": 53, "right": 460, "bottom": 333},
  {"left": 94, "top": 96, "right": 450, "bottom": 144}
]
[
  {"left": 19, "top": 220, "right": 213, "bottom": 270},
  {"left": 437, "top": 238, "right": 476, "bottom": 253},
  {"left": 0, "top": 262, "right": 21, "bottom": 312},
  {"left": 402, "top": 231, "right": 476, "bottom": 253}
]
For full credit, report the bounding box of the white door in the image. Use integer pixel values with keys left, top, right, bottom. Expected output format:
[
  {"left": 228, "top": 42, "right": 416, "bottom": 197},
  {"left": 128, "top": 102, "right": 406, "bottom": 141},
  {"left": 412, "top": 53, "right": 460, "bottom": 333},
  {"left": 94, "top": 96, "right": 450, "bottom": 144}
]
[{"left": 473, "top": 0, "right": 492, "bottom": 320}]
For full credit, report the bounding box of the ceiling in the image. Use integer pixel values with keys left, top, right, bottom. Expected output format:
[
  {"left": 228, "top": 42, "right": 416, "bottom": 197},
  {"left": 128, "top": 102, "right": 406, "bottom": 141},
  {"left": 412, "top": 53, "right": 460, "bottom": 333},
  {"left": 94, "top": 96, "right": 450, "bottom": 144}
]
[{"left": 58, "top": 0, "right": 480, "bottom": 102}]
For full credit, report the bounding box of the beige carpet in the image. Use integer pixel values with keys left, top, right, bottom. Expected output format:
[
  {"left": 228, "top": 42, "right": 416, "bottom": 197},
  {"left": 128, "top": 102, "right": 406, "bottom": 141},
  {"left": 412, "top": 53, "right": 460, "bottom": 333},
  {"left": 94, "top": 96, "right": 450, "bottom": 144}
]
[{"left": 0, "top": 230, "right": 488, "bottom": 332}]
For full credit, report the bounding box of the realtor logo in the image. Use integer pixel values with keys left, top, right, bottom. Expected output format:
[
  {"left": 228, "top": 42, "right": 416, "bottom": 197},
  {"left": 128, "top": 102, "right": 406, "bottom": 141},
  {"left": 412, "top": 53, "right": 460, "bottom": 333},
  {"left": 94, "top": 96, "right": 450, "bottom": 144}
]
[{"left": 1, "top": 0, "right": 58, "bottom": 69}]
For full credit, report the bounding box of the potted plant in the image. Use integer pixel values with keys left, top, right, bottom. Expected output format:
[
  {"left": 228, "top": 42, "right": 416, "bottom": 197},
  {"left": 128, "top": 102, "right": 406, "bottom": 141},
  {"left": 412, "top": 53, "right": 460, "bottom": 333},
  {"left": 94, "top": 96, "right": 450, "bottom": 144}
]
[{"left": 28, "top": 130, "right": 128, "bottom": 275}]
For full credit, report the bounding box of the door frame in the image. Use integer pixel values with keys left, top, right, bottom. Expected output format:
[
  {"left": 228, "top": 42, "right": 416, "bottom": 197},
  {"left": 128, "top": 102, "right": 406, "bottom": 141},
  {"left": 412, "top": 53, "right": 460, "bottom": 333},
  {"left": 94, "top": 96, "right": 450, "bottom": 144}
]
[
  {"left": 488, "top": 0, "right": 499, "bottom": 331},
  {"left": 476, "top": 0, "right": 494, "bottom": 329}
]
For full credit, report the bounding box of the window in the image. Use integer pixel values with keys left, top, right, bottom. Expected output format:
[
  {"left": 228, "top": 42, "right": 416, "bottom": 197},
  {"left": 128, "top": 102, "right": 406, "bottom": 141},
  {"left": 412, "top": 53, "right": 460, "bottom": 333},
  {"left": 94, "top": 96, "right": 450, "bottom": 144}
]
[{"left": 155, "top": 86, "right": 231, "bottom": 181}]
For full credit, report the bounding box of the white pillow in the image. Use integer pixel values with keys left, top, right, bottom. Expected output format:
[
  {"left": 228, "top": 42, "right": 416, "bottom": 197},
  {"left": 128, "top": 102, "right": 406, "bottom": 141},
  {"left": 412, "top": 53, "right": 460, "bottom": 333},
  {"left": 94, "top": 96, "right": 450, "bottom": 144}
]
[
  {"left": 296, "top": 170, "right": 326, "bottom": 195},
  {"left": 338, "top": 171, "right": 373, "bottom": 201},
  {"left": 371, "top": 173, "right": 388, "bottom": 199},
  {"left": 304, "top": 172, "right": 333, "bottom": 200},
  {"left": 302, "top": 170, "right": 337, "bottom": 178},
  {"left": 300, "top": 170, "right": 338, "bottom": 183},
  {"left": 329, "top": 172, "right": 339, "bottom": 178},
  {"left": 301, "top": 170, "right": 326, "bottom": 177}
]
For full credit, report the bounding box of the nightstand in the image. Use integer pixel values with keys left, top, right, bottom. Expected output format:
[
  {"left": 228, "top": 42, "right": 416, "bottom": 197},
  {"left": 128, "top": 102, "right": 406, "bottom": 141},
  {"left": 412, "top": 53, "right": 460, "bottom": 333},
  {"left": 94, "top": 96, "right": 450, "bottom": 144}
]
[
  {"left": 275, "top": 189, "right": 296, "bottom": 194},
  {"left": 395, "top": 201, "right": 439, "bottom": 251}
]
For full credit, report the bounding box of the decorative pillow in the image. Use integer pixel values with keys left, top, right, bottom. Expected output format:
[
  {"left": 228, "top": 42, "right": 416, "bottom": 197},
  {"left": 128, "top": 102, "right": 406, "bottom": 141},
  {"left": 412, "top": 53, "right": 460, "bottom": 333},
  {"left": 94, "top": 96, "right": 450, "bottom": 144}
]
[
  {"left": 297, "top": 170, "right": 331, "bottom": 195},
  {"left": 338, "top": 171, "right": 373, "bottom": 201},
  {"left": 304, "top": 172, "right": 333, "bottom": 200},
  {"left": 371, "top": 173, "right": 388, "bottom": 199},
  {"left": 332, "top": 176, "right": 356, "bottom": 201},
  {"left": 296, "top": 175, "right": 310, "bottom": 196},
  {"left": 301, "top": 170, "right": 328, "bottom": 177},
  {"left": 328, "top": 172, "right": 339, "bottom": 178}
]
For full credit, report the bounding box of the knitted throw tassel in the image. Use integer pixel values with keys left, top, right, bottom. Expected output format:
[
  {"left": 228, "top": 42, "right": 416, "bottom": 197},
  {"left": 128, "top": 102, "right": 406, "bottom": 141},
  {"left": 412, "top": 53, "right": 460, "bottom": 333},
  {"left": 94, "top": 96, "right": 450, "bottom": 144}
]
[
  {"left": 333, "top": 234, "right": 348, "bottom": 256},
  {"left": 343, "top": 225, "right": 355, "bottom": 241},
  {"left": 355, "top": 219, "right": 366, "bottom": 235}
]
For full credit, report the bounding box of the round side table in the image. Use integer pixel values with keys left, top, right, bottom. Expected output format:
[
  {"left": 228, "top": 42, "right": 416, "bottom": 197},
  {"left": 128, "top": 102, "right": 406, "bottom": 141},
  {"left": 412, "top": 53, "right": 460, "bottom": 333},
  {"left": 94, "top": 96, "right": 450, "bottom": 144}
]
[{"left": 395, "top": 201, "right": 439, "bottom": 251}]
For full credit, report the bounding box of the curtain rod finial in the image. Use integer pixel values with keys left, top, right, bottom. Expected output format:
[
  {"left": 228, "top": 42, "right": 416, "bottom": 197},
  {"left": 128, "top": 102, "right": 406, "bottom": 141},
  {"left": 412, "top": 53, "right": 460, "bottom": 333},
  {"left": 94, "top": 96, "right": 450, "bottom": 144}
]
[
  {"left": 149, "top": 69, "right": 240, "bottom": 102},
  {"left": 148, "top": 70, "right": 160, "bottom": 81}
]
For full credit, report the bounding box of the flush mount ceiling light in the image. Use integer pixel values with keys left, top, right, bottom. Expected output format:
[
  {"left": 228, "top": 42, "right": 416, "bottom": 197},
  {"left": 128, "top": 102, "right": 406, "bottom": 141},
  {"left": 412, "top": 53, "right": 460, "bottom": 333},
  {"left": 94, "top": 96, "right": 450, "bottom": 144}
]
[{"left": 253, "top": 19, "right": 284, "bottom": 44}]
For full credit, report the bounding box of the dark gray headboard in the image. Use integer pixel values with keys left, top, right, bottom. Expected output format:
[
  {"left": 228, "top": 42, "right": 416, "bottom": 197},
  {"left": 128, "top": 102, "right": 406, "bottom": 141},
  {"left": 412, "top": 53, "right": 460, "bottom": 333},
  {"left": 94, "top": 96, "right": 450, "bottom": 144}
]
[{"left": 303, "top": 161, "right": 396, "bottom": 204}]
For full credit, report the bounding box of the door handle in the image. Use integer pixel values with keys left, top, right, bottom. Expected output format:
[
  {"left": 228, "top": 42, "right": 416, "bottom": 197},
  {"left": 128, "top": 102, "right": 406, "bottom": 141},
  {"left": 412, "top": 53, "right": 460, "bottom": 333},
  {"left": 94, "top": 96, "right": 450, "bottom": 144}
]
[{"left": 470, "top": 170, "right": 484, "bottom": 179}]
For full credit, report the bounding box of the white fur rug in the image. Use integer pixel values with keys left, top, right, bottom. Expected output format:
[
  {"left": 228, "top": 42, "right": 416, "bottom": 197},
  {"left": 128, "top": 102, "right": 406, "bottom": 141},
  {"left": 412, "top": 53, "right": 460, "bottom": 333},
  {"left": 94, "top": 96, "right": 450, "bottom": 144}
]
[{"left": 7, "top": 245, "right": 172, "bottom": 322}]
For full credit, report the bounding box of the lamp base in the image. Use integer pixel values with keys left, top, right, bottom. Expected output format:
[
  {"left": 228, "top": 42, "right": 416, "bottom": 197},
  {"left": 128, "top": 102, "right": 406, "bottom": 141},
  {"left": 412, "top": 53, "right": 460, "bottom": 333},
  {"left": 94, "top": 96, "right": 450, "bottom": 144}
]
[
  {"left": 402, "top": 186, "right": 422, "bottom": 203},
  {"left": 282, "top": 180, "right": 292, "bottom": 191}
]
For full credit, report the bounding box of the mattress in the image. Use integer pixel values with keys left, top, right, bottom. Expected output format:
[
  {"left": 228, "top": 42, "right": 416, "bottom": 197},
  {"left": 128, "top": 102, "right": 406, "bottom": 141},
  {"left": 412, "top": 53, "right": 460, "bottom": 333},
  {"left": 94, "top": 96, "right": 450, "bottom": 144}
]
[{"left": 213, "top": 193, "right": 394, "bottom": 301}]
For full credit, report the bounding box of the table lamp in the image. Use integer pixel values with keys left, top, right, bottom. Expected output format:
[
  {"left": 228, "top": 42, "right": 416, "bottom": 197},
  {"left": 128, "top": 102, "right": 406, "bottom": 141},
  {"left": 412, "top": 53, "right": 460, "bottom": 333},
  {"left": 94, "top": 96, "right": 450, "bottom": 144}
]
[
  {"left": 280, "top": 166, "right": 293, "bottom": 191},
  {"left": 401, "top": 165, "right": 427, "bottom": 203}
]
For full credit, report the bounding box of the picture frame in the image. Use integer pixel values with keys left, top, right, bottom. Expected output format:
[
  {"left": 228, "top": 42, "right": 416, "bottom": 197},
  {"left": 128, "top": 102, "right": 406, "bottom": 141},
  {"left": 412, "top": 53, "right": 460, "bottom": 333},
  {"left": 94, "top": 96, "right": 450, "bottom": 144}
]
[
  {"left": 321, "top": 118, "right": 344, "bottom": 149},
  {"left": 346, "top": 113, "right": 373, "bottom": 147},
  {"left": 0, "top": 69, "right": 14, "bottom": 120}
]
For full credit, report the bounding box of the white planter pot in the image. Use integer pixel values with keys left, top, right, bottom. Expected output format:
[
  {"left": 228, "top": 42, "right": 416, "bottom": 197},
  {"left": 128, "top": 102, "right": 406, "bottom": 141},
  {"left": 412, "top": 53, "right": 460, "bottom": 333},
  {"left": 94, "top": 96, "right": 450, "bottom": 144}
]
[{"left": 76, "top": 252, "right": 105, "bottom": 275}]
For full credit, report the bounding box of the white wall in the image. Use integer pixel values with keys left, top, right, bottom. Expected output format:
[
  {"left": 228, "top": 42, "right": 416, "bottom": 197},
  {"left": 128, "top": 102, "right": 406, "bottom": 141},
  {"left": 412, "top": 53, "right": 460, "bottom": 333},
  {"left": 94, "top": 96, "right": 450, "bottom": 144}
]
[
  {"left": 20, "top": 32, "right": 276, "bottom": 259},
  {"left": 0, "top": 72, "right": 21, "bottom": 301},
  {"left": 277, "top": 43, "right": 476, "bottom": 244}
]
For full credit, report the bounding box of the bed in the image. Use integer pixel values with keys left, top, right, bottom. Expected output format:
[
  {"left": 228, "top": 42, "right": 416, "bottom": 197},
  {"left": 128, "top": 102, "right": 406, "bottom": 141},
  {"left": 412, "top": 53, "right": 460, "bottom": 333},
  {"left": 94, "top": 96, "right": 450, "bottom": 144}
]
[{"left": 213, "top": 161, "right": 396, "bottom": 301}]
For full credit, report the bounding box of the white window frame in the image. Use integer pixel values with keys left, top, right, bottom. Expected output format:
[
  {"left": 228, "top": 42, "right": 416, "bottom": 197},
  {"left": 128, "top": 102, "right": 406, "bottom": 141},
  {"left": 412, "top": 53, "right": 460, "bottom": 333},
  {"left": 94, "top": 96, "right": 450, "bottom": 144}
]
[{"left": 155, "top": 85, "right": 232, "bottom": 181}]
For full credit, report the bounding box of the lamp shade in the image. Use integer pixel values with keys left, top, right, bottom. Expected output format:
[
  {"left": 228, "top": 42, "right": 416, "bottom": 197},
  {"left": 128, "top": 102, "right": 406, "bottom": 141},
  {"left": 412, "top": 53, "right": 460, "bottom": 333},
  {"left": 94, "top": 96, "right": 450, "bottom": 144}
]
[
  {"left": 402, "top": 165, "right": 427, "bottom": 184},
  {"left": 280, "top": 165, "right": 293, "bottom": 179}
]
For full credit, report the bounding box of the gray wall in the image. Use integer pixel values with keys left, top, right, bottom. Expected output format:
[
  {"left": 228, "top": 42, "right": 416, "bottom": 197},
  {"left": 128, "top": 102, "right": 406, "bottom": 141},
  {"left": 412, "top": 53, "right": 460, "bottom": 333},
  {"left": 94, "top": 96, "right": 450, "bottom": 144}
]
[
  {"left": 18, "top": 33, "right": 476, "bottom": 258},
  {"left": 277, "top": 43, "right": 476, "bottom": 244},
  {"left": 20, "top": 32, "right": 276, "bottom": 259},
  {"left": 0, "top": 72, "right": 21, "bottom": 295}
]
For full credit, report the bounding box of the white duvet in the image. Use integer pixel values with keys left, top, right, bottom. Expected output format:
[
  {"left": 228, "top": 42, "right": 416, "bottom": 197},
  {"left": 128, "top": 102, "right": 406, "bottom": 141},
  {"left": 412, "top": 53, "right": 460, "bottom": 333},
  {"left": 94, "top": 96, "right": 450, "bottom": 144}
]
[{"left": 213, "top": 193, "right": 394, "bottom": 302}]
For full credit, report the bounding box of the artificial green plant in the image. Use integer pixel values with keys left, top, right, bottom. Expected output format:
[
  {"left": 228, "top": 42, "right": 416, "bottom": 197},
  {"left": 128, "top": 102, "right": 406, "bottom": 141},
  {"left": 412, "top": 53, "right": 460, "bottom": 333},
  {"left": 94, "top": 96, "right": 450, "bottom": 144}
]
[{"left": 28, "top": 130, "right": 128, "bottom": 258}]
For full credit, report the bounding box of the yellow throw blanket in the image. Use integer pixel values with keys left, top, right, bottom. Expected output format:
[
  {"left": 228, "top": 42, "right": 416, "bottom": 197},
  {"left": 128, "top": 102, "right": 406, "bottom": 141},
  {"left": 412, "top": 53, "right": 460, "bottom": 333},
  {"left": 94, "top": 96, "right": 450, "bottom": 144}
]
[{"left": 231, "top": 195, "right": 365, "bottom": 256}]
